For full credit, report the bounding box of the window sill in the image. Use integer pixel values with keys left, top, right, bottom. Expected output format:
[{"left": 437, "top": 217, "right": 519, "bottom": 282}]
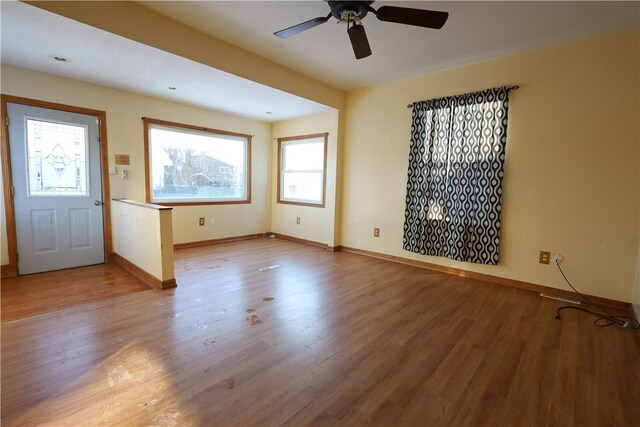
[
  {"left": 148, "top": 199, "right": 251, "bottom": 207},
  {"left": 277, "top": 199, "right": 325, "bottom": 208}
]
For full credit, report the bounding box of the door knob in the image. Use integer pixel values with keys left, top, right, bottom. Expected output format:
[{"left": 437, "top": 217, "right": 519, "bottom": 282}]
[{"left": 94, "top": 200, "right": 103, "bottom": 206}]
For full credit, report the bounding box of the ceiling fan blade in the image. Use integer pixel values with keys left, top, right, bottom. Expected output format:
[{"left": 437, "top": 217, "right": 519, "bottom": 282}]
[
  {"left": 375, "top": 6, "right": 449, "bottom": 29},
  {"left": 274, "top": 15, "right": 330, "bottom": 38},
  {"left": 347, "top": 24, "right": 372, "bottom": 60}
]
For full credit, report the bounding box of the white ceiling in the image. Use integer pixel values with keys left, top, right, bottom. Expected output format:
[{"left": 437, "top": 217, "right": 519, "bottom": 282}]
[
  {"left": 0, "top": 1, "right": 333, "bottom": 122},
  {"left": 1, "top": 1, "right": 639, "bottom": 122},
  {"left": 139, "top": 1, "right": 640, "bottom": 91}
]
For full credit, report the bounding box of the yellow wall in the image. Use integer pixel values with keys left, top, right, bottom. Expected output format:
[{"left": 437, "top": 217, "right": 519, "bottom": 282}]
[
  {"left": 271, "top": 110, "right": 340, "bottom": 247},
  {"left": 0, "top": 64, "right": 272, "bottom": 250},
  {"left": 111, "top": 200, "right": 174, "bottom": 282},
  {"left": 341, "top": 28, "right": 640, "bottom": 302}
]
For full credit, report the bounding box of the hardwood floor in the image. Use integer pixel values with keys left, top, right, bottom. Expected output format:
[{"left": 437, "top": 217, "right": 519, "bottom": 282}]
[
  {"left": 1, "top": 263, "right": 152, "bottom": 323},
  {"left": 1, "top": 239, "right": 638, "bottom": 426}
]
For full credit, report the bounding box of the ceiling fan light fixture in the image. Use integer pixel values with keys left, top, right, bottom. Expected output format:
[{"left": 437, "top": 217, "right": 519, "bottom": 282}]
[
  {"left": 341, "top": 9, "right": 362, "bottom": 25},
  {"left": 348, "top": 23, "right": 371, "bottom": 59}
]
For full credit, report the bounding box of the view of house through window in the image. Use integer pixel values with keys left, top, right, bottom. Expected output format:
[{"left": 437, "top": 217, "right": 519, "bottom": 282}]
[
  {"left": 278, "top": 133, "right": 327, "bottom": 207},
  {"left": 144, "top": 119, "right": 251, "bottom": 205}
]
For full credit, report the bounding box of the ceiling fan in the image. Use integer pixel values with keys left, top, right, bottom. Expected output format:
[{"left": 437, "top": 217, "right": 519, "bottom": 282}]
[{"left": 274, "top": 1, "right": 449, "bottom": 60}]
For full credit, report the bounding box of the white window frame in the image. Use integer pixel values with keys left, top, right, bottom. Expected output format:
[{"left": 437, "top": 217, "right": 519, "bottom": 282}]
[{"left": 277, "top": 133, "right": 328, "bottom": 207}]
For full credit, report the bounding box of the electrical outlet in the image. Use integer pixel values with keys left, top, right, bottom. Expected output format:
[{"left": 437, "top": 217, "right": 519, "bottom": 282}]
[
  {"left": 552, "top": 254, "right": 564, "bottom": 264},
  {"left": 296, "top": 217, "right": 300, "bottom": 225},
  {"left": 199, "top": 217, "right": 205, "bottom": 226},
  {"left": 539, "top": 251, "right": 550, "bottom": 264},
  {"left": 373, "top": 227, "right": 380, "bottom": 237}
]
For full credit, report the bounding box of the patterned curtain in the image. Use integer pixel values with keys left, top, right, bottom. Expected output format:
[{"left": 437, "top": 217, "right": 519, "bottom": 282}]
[{"left": 403, "top": 86, "right": 511, "bottom": 265}]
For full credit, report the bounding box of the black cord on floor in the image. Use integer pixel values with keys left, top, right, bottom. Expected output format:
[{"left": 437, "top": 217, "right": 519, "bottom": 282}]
[{"left": 554, "top": 260, "right": 640, "bottom": 330}]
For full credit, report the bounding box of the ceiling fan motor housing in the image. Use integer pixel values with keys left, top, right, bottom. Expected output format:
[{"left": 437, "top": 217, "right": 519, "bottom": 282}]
[{"left": 327, "top": 1, "right": 375, "bottom": 22}]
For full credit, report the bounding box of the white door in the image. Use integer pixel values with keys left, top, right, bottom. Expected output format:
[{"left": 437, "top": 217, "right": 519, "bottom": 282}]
[{"left": 7, "top": 103, "right": 105, "bottom": 275}]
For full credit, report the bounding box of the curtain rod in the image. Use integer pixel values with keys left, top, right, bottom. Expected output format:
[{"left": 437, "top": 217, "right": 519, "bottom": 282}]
[{"left": 406, "top": 85, "right": 520, "bottom": 108}]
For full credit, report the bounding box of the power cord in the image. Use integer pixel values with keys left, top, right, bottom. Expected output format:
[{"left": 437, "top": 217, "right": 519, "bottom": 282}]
[{"left": 553, "top": 259, "right": 640, "bottom": 329}]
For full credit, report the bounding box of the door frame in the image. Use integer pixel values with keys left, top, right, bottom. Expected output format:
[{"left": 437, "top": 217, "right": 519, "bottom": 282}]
[{"left": 1, "top": 95, "right": 112, "bottom": 277}]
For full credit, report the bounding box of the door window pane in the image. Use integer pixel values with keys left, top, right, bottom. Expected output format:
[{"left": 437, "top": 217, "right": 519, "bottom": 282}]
[{"left": 26, "top": 118, "right": 89, "bottom": 197}]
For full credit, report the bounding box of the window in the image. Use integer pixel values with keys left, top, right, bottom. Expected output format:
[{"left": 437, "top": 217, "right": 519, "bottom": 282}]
[
  {"left": 277, "top": 133, "right": 327, "bottom": 207},
  {"left": 143, "top": 118, "right": 251, "bottom": 205}
]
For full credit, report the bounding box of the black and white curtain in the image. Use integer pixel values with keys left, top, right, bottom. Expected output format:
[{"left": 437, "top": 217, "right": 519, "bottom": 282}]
[{"left": 403, "top": 86, "right": 511, "bottom": 265}]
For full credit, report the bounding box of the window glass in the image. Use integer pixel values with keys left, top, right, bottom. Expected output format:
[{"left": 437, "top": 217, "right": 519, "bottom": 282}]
[
  {"left": 26, "top": 118, "right": 89, "bottom": 197},
  {"left": 145, "top": 120, "right": 250, "bottom": 204},
  {"left": 278, "top": 134, "right": 327, "bottom": 206}
]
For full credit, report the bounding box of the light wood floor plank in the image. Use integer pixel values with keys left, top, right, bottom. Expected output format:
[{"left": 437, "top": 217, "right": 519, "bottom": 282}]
[
  {"left": 1, "top": 238, "right": 638, "bottom": 426},
  {"left": 1, "top": 263, "right": 151, "bottom": 323}
]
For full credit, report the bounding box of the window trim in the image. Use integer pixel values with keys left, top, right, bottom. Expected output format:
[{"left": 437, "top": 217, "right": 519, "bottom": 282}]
[
  {"left": 277, "top": 132, "right": 328, "bottom": 208},
  {"left": 143, "top": 117, "right": 252, "bottom": 206}
]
